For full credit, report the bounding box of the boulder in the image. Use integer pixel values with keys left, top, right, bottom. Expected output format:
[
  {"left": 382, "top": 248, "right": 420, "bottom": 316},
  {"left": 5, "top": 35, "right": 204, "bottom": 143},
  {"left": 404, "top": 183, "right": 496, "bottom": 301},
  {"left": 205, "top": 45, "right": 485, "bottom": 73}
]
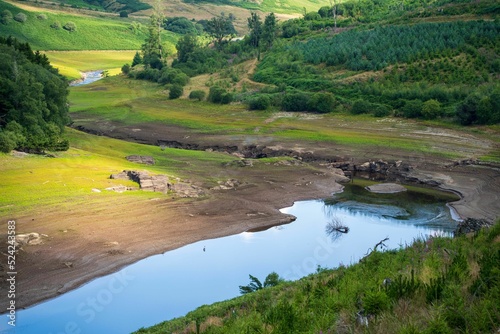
[
  {"left": 365, "top": 183, "right": 407, "bottom": 194},
  {"left": 126, "top": 155, "right": 155, "bottom": 165}
]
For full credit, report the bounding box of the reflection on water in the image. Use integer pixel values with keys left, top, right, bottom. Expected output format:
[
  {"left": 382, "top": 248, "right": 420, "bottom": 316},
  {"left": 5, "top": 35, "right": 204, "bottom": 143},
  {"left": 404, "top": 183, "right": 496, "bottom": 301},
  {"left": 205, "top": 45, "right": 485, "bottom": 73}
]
[
  {"left": 69, "top": 71, "right": 103, "bottom": 86},
  {"left": 2, "top": 184, "right": 456, "bottom": 333}
]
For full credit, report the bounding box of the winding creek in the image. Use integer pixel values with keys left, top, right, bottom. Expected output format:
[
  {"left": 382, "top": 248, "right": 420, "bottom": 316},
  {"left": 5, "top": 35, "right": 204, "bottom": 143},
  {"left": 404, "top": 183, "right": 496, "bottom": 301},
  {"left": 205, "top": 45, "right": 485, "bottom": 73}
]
[
  {"left": 69, "top": 71, "right": 104, "bottom": 87},
  {"left": 1, "top": 183, "right": 457, "bottom": 334}
]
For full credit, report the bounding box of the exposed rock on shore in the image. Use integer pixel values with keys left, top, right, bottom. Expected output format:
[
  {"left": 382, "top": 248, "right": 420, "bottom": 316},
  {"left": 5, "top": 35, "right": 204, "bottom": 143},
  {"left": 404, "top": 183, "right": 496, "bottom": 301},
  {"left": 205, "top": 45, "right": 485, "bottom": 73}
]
[
  {"left": 454, "top": 218, "right": 493, "bottom": 236},
  {"left": 365, "top": 183, "right": 407, "bottom": 193}
]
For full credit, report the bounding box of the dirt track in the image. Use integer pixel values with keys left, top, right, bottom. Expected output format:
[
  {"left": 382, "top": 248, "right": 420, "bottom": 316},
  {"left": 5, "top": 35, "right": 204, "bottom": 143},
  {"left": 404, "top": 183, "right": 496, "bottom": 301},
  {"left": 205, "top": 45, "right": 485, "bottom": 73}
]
[{"left": 1, "top": 120, "right": 499, "bottom": 311}]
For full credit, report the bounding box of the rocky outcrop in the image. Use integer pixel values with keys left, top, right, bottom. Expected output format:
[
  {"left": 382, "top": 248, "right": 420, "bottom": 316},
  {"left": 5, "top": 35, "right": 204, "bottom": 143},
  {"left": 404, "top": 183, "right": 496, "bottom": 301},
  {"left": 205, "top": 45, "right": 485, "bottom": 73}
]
[
  {"left": 110, "top": 170, "right": 169, "bottom": 192},
  {"left": 126, "top": 155, "right": 155, "bottom": 165},
  {"left": 454, "top": 218, "right": 493, "bottom": 236},
  {"left": 15, "top": 233, "right": 46, "bottom": 247}
]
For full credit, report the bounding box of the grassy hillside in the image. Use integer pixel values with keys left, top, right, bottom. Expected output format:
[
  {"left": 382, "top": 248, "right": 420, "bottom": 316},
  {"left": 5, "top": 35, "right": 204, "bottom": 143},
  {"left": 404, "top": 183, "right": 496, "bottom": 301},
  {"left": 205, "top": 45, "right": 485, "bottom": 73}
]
[
  {"left": 0, "top": 0, "right": 176, "bottom": 50},
  {"left": 0, "top": 127, "right": 233, "bottom": 216},
  {"left": 136, "top": 223, "right": 500, "bottom": 333}
]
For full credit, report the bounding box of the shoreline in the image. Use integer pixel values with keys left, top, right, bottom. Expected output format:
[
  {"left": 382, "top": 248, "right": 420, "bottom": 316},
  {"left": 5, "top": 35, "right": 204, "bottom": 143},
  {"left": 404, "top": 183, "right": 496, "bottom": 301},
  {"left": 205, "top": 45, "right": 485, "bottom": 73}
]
[{"left": 1, "top": 160, "right": 498, "bottom": 313}]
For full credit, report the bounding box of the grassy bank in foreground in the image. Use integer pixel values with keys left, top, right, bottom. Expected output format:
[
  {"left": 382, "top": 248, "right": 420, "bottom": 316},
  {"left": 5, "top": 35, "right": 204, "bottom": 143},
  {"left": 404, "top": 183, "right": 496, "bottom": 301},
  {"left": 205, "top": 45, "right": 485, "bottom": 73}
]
[
  {"left": 136, "top": 223, "right": 500, "bottom": 334},
  {"left": 0, "top": 128, "right": 233, "bottom": 217}
]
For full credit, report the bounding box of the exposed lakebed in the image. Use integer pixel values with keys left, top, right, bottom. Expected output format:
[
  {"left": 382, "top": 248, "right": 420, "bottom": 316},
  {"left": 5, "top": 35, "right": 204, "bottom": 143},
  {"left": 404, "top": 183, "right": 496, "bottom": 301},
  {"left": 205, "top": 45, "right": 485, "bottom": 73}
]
[{"left": 3, "top": 182, "right": 458, "bottom": 333}]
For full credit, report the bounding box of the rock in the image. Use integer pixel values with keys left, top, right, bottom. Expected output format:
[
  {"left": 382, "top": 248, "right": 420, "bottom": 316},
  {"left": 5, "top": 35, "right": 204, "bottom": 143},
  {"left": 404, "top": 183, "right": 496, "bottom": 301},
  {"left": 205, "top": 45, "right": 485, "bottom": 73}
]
[
  {"left": 110, "top": 171, "right": 129, "bottom": 180},
  {"left": 454, "top": 218, "right": 493, "bottom": 236},
  {"left": 126, "top": 155, "right": 155, "bottom": 165},
  {"left": 365, "top": 183, "right": 407, "bottom": 194},
  {"left": 170, "top": 182, "right": 205, "bottom": 198},
  {"left": 12, "top": 151, "right": 29, "bottom": 158},
  {"left": 91, "top": 188, "right": 101, "bottom": 193},
  {"left": 15, "top": 233, "right": 44, "bottom": 247},
  {"left": 105, "top": 185, "right": 128, "bottom": 193},
  {"left": 212, "top": 179, "right": 241, "bottom": 190}
]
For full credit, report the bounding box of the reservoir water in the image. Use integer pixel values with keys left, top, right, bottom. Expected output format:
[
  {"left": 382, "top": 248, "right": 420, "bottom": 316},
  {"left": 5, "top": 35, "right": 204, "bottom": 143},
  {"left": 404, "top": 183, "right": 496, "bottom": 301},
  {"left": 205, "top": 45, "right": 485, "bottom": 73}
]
[
  {"left": 1, "top": 183, "right": 457, "bottom": 333},
  {"left": 69, "top": 71, "right": 103, "bottom": 87}
]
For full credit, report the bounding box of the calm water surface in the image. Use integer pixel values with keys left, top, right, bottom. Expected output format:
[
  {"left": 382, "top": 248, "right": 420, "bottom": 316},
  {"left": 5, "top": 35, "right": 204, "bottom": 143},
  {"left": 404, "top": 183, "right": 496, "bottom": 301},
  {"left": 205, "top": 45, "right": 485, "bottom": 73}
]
[
  {"left": 69, "top": 71, "right": 103, "bottom": 87},
  {"left": 1, "top": 185, "right": 456, "bottom": 333}
]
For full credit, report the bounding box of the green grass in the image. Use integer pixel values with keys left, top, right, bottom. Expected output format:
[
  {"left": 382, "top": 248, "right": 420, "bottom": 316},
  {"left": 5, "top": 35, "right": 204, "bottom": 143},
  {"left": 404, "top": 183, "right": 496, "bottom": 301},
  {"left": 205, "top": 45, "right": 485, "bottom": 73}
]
[
  {"left": 0, "top": 127, "right": 233, "bottom": 217},
  {"left": 45, "top": 50, "right": 137, "bottom": 79},
  {"left": 136, "top": 223, "right": 500, "bottom": 333},
  {"left": 0, "top": 1, "right": 177, "bottom": 50}
]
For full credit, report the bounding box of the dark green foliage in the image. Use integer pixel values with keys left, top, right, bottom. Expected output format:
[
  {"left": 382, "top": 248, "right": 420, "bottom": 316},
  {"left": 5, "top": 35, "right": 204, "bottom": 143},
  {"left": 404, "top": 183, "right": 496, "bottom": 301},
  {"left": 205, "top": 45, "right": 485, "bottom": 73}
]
[
  {"left": 456, "top": 90, "right": 500, "bottom": 125},
  {"left": 14, "top": 13, "right": 27, "bottom": 23},
  {"left": 424, "top": 316, "right": 453, "bottom": 334},
  {"left": 456, "top": 94, "right": 480, "bottom": 125},
  {"left": 169, "top": 84, "right": 183, "bottom": 99},
  {"left": 119, "top": 10, "right": 128, "bottom": 18},
  {"left": 401, "top": 100, "right": 423, "bottom": 119},
  {"left": 247, "top": 95, "right": 270, "bottom": 110},
  {"left": 1, "top": 9, "right": 13, "bottom": 24},
  {"left": 247, "top": 12, "right": 262, "bottom": 49},
  {"left": 239, "top": 272, "right": 283, "bottom": 294},
  {"left": 188, "top": 90, "right": 206, "bottom": 101},
  {"left": 164, "top": 17, "right": 201, "bottom": 35},
  {"left": 205, "top": 13, "right": 236, "bottom": 47},
  {"left": 175, "top": 34, "right": 197, "bottom": 63},
  {"left": 425, "top": 274, "right": 446, "bottom": 303},
  {"left": 0, "top": 37, "right": 69, "bottom": 153},
  {"left": 158, "top": 68, "right": 189, "bottom": 86},
  {"left": 470, "top": 248, "right": 500, "bottom": 296},
  {"left": 351, "top": 99, "right": 372, "bottom": 115},
  {"left": 422, "top": 99, "right": 441, "bottom": 120},
  {"left": 373, "top": 104, "right": 391, "bottom": 117},
  {"left": 63, "top": 21, "right": 77, "bottom": 32},
  {"left": 121, "top": 63, "right": 130, "bottom": 74},
  {"left": 282, "top": 92, "right": 310, "bottom": 111},
  {"left": 131, "top": 51, "right": 142, "bottom": 67},
  {"left": 363, "top": 290, "right": 390, "bottom": 316},
  {"left": 262, "top": 13, "right": 277, "bottom": 49},
  {"left": 309, "top": 92, "right": 336, "bottom": 113},
  {"left": 208, "top": 86, "right": 232, "bottom": 104},
  {"left": 385, "top": 269, "right": 421, "bottom": 300},
  {"left": 36, "top": 13, "right": 47, "bottom": 20},
  {"left": 304, "top": 12, "right": 321, "bottom": 21}
]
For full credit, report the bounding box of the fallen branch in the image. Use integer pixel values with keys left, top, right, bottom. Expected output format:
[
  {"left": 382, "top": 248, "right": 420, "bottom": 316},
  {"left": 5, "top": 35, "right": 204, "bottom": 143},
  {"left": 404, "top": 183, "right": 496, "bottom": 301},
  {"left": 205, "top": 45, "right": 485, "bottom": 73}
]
[{"left": 360, "top": 237, "right": 389, "bottom": 262}]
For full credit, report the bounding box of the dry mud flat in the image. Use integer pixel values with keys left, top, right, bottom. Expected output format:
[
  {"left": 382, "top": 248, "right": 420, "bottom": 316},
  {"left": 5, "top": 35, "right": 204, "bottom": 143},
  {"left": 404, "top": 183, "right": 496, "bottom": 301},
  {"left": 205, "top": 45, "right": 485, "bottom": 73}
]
[{"left": 1, "top": 121, "right": 499, "bottom": 311}]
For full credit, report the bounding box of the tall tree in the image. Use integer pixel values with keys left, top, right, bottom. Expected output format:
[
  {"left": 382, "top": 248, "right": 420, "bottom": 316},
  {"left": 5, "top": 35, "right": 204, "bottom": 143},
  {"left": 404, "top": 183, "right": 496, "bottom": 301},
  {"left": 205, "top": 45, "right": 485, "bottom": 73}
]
[
  {"left": 262, "top": 12, "right": 277, "bottom": 49},
  {"left": 141, "top": 0, "right": 165, "bottom": 65},
  {"left": 205, "top": 13, "right": 235, "bottom": 48},
  {"left": 176, "top": 34, "right": 197, "bottom": 63},
  {"left": 247, "top": 12, "right": 262, "bottom": 49},
  {"left": 329, "top": 0, "right": 338, "bottom": 29}
]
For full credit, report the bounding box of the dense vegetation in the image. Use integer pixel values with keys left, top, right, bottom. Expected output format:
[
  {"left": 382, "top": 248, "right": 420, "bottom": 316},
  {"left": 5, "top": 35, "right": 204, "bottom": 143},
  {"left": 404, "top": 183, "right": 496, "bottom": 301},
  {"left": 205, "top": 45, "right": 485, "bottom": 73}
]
[
  {"left": 82, "top": 0, "right": 151, "bottom": 13},
  {"left": 136, "top": 222, "right": 500, "bottom": 333},
  {"left": 0, "top": 37, "right": 69, "bottom": 152}
]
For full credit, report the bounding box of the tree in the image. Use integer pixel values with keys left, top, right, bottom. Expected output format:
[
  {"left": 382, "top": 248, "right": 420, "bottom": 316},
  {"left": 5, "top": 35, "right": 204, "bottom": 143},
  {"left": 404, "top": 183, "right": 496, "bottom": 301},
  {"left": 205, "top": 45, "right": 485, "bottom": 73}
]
[
  {"left": 119, "top": 10, "right": 128, "bottom": 18},
  {"left": 239, "top": 272, "right": 284, "bottom": 294},
  {"left": 205, "top": 13, "right": 235, "bottom": 47},
  {"left": 456, "top": 94, "right": 480, "bottom": 125},
  {"left": 422, "top": 99, "right": 441, "bottom": 119},
  {"left": 262, "top": 13, "right": 277, "bottom": 49},
  {"left": 169, "top": 84, "right": 183, "bottom": 99},
  {"left": 329, "top": 0, "right": 338, "bottom": 29},
  {"left": 142, "top": 1, "right": 165, "bottom": 64},
  {"left": 176, "top": 34, "right": 197, "bottom": 63},
  {"left": 131, "top": 51, "right": 142, "bottom": 67},
  {"left": 247, "top": 12, "right": 262, "bottom": 49}
]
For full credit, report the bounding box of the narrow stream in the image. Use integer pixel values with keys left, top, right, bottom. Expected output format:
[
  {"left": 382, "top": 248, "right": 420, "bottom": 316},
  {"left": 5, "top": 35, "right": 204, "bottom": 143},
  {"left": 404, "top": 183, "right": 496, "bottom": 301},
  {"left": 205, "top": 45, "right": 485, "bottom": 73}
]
[
  {"left": 1, "top": 184, "right": 457, "bottom": 333},
  {"left": 69, "top": 71, "right": 103, "bottom": 87}
]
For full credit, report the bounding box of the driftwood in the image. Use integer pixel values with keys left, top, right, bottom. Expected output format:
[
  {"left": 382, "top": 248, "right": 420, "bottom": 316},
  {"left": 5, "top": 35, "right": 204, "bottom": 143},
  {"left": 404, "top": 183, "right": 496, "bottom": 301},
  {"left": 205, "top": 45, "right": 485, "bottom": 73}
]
[{"left": 360, "top": 237, "right": 389, "bottom": 262}]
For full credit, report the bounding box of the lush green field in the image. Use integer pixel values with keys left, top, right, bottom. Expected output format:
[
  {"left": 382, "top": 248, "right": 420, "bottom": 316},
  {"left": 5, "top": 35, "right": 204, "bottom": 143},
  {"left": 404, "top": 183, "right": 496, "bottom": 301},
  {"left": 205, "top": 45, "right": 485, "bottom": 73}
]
[
  {"left": 136, "top": 222, "right": 500, "bottom": 333},
  {"left": 45, "top": 50, "right": 137, "bottom": 79},
  {"left": 0, "top": 1, "right": 176, "bottom": 50},
  {"left": 0, "top": 127, "right": 233, "bottom": 216}
]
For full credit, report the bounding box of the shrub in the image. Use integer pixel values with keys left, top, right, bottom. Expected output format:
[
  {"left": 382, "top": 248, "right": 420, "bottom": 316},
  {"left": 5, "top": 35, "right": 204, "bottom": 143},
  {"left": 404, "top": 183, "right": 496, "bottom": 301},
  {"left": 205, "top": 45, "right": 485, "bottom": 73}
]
[
  {"left": 422, "top": 99, "right": 441, "bottom": 119},
  {"left": 282, "top": 92, "right": 310, "bottom": 111},
  {"left": 36, "top": 14, "right": 47, "bottom": 20},
  {"left": 169, "top": 84, "right": 183, "bottom": 99},
  {"left": 309, "top": 92, "right": 335, "bottom": 113},
  {"left": 248, "top": 95, "right": 270, "bottom": 110},
  {"left": 119, "top": 10, "right": 128, "bottom": 18},
  {"left": 351, "top": 99, "right": 372, "bottom": 115},
  {"left": 131, "top": 51, "right": 142, "bottom": 67},
  {"left": 208, "top": 86, "right": 227, "bottom": 103},
  {"left": 363, "top": 290, "right": 390, "bottom": 316},
  {"left": 373, "top": 104, "right": 391, "bottom": 117},
  {"left": 1, "top": 10, "right": 13, "bottom": 24},
  {"left": 401, "top": 99, "right": 423, "bottom": 118},
  {"left": 220, "top": 92, "right": 233, "bottom": 104},
  {"left": 14, "top": 13, "right": 27, "bottom": 23},
  {"left": 63, "top": 21, "right": 77, "bottom": 32},
  {"left": 121, "top": 63, "right": 131, "bottom": 74},
  {"left": 50, "top": 21, "right": 61, "bottom": 29},
  {"left": 189, "top": 90, "right": 206, "bottom": 101}
]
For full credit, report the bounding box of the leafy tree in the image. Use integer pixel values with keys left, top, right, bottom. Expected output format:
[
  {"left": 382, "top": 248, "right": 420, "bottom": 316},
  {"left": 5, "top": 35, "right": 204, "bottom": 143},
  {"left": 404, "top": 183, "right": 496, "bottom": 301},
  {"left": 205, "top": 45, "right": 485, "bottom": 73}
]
[
  {"left": 164, "top": 17, "right": 201, "bottom": 35},
  {"left": 351, "top": 99, "right": 372, "bottom": 114},
  {"left": 1, "top": 10, "right": 13, "bottom": 24},
  {"left": 205, "top": 13, "right": 236, "bottom": 47},
  {"left": 248, "top": 95, "right": 270, "bottom": 110},
  {"left": 247, "top": 12, "right": 262, "bottom": 49},
  {"left": 121, "top": 63, "right": 131, "bottom": 74},
  {"left": 131, "top": 51, "right": 142, "bottom": 67},
  {"left": 456, "top": 94, "right": 480, "bottom": 125},
  {"left": 119, "top": 10, "right": 128, "bottom": 18},
  {"left": 401, "top": 99, "right": 423, "bottom": 118},
  {"left": 0, "top": 38, "right": 69, "bottom": 152},
  {"left": 176, "top": 34, "right": 197, "bottom": 63},
  {"left": 142, "top": 2, "right": 165, "bottom": 64},
  {"left": 262, "top": 13, "right": 277, "bottom": 49},
  {"left": 239, "top": 272, "right": 284, "bottom": 294},
  {"left": 169, "top": 84, "right": 183, "bottom": 99},
  {"left": 189, "top": 90, "right": 206, "bottom": 101},
  {"left": 422, "top": 99, "right": 441, "bottom": 119}
]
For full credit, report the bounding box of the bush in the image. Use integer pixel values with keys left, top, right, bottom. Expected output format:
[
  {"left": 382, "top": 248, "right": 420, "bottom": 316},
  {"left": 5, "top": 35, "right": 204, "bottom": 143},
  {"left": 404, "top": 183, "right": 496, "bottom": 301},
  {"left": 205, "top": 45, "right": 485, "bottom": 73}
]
[
  {"left": 422, "top": 99, "right": 441, "bottom": 119},
  {"left": 282, "top": 92, "right": 310, "bottom": 111},
  {"left": 363, "top": 290, "right": 390, "bottom": 316},
  {"left": 169, "top": 84, "right": 183, "bottom": 99},
  {"left": 121, "top": 63, "right": 131, "bottom": 74},
  {"left": 119, "top": 10, "right": 128, "bottom": 18},
  {"left": 50, "top": 21, "right": 61, "bottom": 29},
  {"left": 189, "top": 90, "right": 206, "bottom": 101},
  {"left": 208, "top": 86, "right": 227, "bottom": 104},
  {"left": 309, "top": 92, "right": 335, "bottom": 113},
  {"left": 373, "top": 104, "right": 391, "bottom": 117},
  {"left": 63, "top": 21, "right": 77, "bottom": 32},
  {"left": 351, "top": 99, "right": 372, "bottom": 114},
  {"left": 401, "top": 99, "right": 423, "bottom": 118},
  {"left": 1, "top": 10, "right": 13, "bottom": 24},
  {"left": 14, "top": 13, "right": 27, "bottom": 23},
  {"left": 36, "top": 14, "right": 47, "bottom": 20},
  {"left": 248, "top": 95, "right": 270, "bottom": 110}
]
